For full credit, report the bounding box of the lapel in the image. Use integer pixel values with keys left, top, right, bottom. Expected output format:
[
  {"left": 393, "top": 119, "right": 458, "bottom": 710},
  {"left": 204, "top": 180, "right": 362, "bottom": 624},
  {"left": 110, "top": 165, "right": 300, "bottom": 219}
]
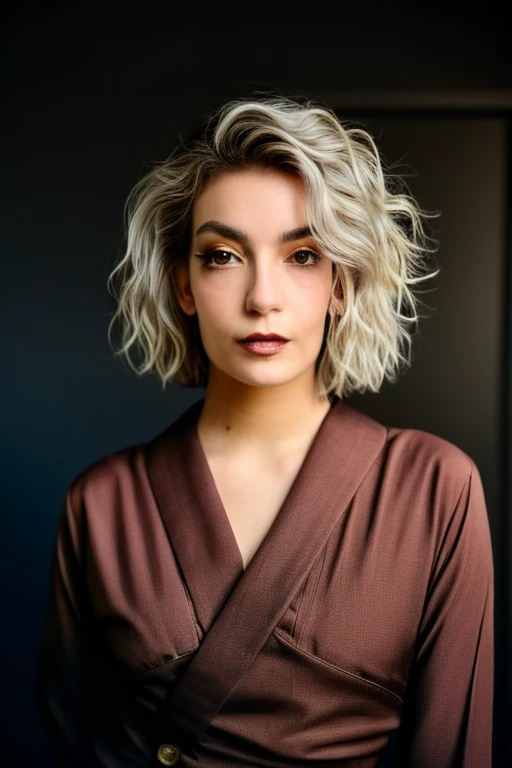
[
  {"left": 146, "top": 398, "right": 244, "bottom": 634},
  {"left": 145, "top": 397, "right": 387, "bottom": 752}
]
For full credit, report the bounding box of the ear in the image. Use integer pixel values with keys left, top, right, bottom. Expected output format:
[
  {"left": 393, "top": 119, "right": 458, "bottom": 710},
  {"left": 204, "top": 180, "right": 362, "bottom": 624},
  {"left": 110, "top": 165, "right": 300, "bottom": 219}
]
[{"left": 174, "top": 260, "right": 197, "bottom": 316}]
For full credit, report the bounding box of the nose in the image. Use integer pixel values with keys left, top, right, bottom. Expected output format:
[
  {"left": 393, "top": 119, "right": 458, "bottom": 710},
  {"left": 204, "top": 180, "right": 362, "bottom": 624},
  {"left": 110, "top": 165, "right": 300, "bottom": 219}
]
[{"left": 244, "top": 257, "right": 285, "bottom": 315}]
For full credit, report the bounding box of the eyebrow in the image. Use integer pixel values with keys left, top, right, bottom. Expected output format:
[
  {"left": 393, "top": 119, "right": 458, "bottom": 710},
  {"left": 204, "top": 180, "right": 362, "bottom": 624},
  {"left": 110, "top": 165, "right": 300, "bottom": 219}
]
[{"left": 195, "top": 220, "right": 313, "bottom": 244}]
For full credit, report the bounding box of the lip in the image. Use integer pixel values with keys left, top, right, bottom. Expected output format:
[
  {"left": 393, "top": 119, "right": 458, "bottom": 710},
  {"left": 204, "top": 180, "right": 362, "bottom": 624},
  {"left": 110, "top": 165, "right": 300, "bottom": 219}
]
[
  {"left": 237, "top": 335, "right": 289, "bottom": 356},
  {"left": 238, "top": 333, "right": 289, "bottom": 342}
]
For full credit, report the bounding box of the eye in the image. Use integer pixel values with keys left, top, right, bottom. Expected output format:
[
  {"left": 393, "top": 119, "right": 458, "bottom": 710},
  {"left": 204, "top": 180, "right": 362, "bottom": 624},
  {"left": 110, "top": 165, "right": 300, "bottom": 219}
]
[
  {"left": 195, "top": 249, "right": 240, "bottom": 268},
  {"left": 290, "top": 249, "right": 322, "bottom": 267}
]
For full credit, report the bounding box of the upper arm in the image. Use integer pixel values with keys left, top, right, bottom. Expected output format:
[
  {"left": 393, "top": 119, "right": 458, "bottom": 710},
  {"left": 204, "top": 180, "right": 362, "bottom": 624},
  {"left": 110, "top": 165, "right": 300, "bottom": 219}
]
[
  {"left": 35, "top": 486, "right": 99, "bottom": 766},
  {"left": 393, "top": 462, "right": 494, "bottom": 768}
]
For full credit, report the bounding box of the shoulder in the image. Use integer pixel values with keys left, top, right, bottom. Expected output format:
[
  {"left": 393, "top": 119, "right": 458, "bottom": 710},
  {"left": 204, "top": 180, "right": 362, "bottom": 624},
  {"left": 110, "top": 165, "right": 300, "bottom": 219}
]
[
  {"left": 386, "top": 423, "right": 476, "bottom": 480},
  {"left": 382, "top": 423, "right": 485, "bottom": 532},
  {"left": 63, "top": 400, "right": 203, "bottom": 524},
  {"left": 343, "top": 401, "right": 477, "bottom": 490},
  {"left": 64, "top": 442, "right": 146, "bottom": 520},
  {"left": 343, "top": 401, "right": 483, "bottom": 522},
  {"left": 355, "top": 419, "right": 491, "bottom": 573}
]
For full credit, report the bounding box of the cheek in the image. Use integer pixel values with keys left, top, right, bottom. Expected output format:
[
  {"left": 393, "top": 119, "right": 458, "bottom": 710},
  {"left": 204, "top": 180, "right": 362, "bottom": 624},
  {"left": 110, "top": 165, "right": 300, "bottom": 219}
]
[
  {"left": 307, "top": 278, "right": 333, "bottom": 318},
  {"left": 192, "top": 272, "right": 242, "bottom": 319},
  {"left": 193, "top": 290, "right": 233, "bottom": 338}
]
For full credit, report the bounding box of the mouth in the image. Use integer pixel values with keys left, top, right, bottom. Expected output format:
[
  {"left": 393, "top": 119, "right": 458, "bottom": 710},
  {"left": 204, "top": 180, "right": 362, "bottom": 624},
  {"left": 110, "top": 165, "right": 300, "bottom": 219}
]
[{"left": 237, "top": 333, "right": 289, "bottom": 356}]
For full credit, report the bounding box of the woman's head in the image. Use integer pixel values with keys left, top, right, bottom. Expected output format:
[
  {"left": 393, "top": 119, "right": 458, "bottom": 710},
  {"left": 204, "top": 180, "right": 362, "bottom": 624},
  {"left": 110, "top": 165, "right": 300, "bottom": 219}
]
[
  {"left": 173, "top": 165, "right": 335, "bottom": 398},
  {"left": 108, "top": 93, "right": 438, "bottom": 399}
]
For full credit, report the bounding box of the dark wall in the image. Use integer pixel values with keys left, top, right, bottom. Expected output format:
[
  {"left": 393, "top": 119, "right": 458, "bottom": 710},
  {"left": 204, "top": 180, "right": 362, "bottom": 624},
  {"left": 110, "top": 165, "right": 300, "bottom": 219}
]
[{"left": 3, "top": 2, "right": 510, "bottom": 765}]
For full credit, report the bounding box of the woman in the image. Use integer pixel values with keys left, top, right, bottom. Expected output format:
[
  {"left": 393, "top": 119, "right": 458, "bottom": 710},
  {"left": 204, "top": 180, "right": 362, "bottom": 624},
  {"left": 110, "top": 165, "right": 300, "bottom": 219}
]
[{"left": 35, "top": 94, "right": 494, "bottom": 767}]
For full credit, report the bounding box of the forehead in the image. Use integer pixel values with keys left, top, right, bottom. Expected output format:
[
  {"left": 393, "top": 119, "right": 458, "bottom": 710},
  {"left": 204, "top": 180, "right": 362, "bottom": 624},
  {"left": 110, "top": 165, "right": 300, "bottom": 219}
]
[{"left": 192, "top": 167, "right": 307, "bottom": 226}]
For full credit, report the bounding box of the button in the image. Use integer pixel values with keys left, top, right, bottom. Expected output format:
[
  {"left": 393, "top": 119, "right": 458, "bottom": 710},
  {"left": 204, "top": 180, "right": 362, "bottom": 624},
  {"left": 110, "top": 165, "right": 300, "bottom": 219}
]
[{"left": 157, "top": 743, "right": 181, "bottom": 765}]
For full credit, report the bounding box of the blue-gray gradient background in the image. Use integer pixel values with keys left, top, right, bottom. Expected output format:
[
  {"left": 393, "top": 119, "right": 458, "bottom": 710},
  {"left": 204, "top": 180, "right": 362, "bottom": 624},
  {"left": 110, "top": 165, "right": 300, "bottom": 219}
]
[{"left": 3, "top": 2, "right": 511, "bottom": 766}]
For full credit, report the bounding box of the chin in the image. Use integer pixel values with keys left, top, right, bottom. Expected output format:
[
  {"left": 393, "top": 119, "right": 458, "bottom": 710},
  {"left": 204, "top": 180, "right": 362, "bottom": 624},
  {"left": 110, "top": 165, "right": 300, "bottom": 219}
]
[{"left": 222, "top": 364, "right": 312, "bottom": 391}]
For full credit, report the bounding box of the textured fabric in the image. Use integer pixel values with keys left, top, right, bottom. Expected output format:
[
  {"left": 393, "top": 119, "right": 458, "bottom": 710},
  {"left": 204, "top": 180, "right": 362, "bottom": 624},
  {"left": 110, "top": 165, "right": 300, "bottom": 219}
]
[
  {"left": 146, "top": 396, "right": 387, "bottom": 757},
  {"left": 35, "top": 398, "right": 494, "bottom": 767}
]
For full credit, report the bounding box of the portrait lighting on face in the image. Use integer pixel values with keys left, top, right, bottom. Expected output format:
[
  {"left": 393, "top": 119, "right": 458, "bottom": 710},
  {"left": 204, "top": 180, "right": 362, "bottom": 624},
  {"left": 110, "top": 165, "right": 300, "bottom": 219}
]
[{"left": 174, "top": 167, "right": 334, "bottom": 400}]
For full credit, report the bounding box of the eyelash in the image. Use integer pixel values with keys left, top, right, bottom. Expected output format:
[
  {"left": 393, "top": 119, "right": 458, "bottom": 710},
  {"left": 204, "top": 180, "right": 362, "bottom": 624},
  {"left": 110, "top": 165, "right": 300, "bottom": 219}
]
[{"left": 195, "top": 248, "right": 322, "bottom": 269}]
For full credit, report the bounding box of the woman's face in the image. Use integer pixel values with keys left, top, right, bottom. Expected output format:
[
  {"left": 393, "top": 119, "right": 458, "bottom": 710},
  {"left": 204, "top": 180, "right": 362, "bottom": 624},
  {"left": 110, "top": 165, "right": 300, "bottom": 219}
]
[{"left": 175, "top": 166, "right": 334, "bottom": 394}]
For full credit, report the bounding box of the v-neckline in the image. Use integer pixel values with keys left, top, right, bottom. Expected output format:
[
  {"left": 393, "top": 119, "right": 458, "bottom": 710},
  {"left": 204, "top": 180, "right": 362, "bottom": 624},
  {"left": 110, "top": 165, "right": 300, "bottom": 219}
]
[
  {"left": 145, "top": 396, "right": 386, "bottom": 635},
  {"left": 191, "top": 399, "right": 336, "bottom": 575}
]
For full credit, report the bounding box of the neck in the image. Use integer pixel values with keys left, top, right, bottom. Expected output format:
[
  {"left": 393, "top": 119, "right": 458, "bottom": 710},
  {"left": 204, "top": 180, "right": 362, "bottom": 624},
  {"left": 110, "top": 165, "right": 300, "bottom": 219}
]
[{"left": 197, "top": 369, "right": 335, "bottom": 451}]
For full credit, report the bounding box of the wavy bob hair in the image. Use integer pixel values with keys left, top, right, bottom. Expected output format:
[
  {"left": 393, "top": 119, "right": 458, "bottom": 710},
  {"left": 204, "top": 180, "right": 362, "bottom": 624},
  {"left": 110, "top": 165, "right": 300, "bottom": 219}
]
[{"left": 107, "top": 94, "right": 438, "bottom": 399}]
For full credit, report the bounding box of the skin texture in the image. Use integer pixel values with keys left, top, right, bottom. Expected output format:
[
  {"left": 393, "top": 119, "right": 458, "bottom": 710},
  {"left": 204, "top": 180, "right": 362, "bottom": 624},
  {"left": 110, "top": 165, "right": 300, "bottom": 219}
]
[{"left": 175, "top": 166, "right": 335, "bottom": 451}]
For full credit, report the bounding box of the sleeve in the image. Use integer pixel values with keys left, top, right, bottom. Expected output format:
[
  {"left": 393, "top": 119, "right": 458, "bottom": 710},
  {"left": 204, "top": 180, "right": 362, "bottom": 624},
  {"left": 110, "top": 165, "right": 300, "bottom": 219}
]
[
  {"left": 35, "top": 485, "right": 103, "bottom": 767},
  {"left": 393, "top": 460, "right": 494, "bottom": 768}
]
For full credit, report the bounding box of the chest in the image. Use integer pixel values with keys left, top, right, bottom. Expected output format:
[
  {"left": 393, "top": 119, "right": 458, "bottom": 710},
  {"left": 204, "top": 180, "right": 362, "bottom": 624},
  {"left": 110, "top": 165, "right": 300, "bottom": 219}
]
[
  {"left": 92, "top": 436, "right": 429, "bottom": 703},
  {"left": 206, "top": 453, "right": 304, "bottom": 570}
]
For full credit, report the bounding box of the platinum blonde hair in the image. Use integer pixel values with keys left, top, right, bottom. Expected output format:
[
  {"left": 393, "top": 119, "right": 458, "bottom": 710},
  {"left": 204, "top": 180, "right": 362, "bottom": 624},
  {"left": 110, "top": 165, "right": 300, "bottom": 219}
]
[{"left": 107, "top": 94, "right": 438, "bottom": 399}]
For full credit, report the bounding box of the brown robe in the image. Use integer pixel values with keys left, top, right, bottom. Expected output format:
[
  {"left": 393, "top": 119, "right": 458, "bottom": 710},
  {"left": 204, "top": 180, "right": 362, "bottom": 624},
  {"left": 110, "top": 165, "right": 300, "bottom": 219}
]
[{"left": 35, "top": 397, "right": 494, "bottom": 767}]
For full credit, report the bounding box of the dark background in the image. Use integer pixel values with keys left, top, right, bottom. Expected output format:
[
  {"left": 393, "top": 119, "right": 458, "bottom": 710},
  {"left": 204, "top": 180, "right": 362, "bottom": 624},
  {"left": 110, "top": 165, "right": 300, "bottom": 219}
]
[{"left": 3, "top": 1, "right": 511, "bottom": 766}]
